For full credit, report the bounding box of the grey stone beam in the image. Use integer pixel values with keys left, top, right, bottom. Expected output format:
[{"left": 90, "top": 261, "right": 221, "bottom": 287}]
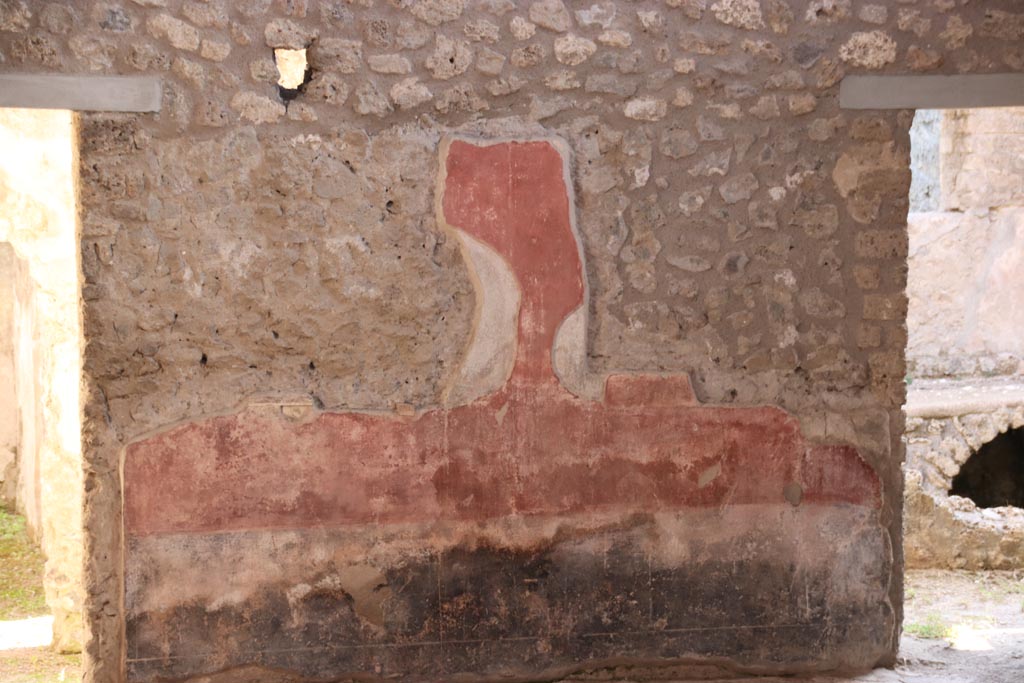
[
  {"left": 840, "top": 73, "right": 1024, "bottom": 110},
  {"left": 0, "top": 74, "right": 161, "bottom": 112}
]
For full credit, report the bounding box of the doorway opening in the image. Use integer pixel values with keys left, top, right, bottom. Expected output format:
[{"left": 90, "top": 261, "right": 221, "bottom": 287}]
[
  {"left": 902, "top": 105, "right": 1024, "bottom": 677},
  {"left": 0, "top": 108, "right": 83, "bottom": 681}
]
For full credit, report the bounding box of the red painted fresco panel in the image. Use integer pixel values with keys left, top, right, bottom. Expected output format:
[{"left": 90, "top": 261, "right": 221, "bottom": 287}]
[{"left": 124, "top": 139, "right": 880, "bottom": 537}]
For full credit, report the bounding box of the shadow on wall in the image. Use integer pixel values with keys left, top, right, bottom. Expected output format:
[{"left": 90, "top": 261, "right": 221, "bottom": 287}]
[{"left": 0, "top": 108, "right": 84, "bottom": 653}]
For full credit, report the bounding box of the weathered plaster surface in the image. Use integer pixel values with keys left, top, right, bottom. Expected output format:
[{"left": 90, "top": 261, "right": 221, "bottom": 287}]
[
  {"left": 907, "top": 208, "right": 1024, "bottom": 379},
  {"left": 122, "top": 138, "right": 884, "bottom": 680},
  {"left": 0, "top": 243, "right": 17, "bottom": 504},
  {"left": 908, "top": 109, "right": 939, "bottom": 212},
  {"left": 0, "top": 1, "right": 1022, "bottom": 681},
  {"left": 941, "top": 107, "right": 1024, "bottom": 212}
]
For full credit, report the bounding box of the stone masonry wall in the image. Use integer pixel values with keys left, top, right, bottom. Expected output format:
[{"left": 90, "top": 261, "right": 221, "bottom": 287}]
[
  {"left": 1, "top": 1, "right": 1023, "bottom": 682},
  {"left": 905, "top": 400, "right": 1024, "bottom": 570}
]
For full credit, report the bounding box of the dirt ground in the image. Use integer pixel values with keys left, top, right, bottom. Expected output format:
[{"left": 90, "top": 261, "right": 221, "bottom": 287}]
[
  {"left": 0, "top": 648, "right": 81, "bottom": 683},
  {"left": 564, "top": 569, "right": 1024, "bottom": 683},
  {"left": 0, "top": 510, "right": 46, "bottom": 621},
  {"left": 893, "top": 569, "right": 1024, "bottom": 683},
  {"left": 671, "top": 569, "right": 1024, "bottom": 683},
  {"left": 0, "top": 510, "right": 81, "bottom": 683}
]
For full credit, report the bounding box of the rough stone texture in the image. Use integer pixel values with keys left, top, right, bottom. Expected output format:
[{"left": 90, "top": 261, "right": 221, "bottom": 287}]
[
  {"left": 711, "top": 0, "right": 764, "bottom": 31},
  {"left": 426, "top": 34, "right": 473, "bottom": 79},
  {"left": 839, "top": 31, "right": 898, "bottom": 69},
  {"left": 553, "top": 34, "right": 596, "bottom": 66},
  {"left": 122, "top": 139, "right": 883, "bottom": 682},
  {"left": 903, "top": 380, "right": 1024, "bottom": 569},
  {"left": 0, "top": 2, "right": 1021, "bottom": 682},
  {"left": 529, "top": 0, "right": 572, "bottom": 33},
  {"left": 0, "top": 109, "right": 84, "bottom": 652}
]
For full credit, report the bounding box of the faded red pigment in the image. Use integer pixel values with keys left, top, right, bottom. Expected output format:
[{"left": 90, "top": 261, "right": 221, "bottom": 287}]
[{"left": 124, "top": 140, "right": 879, "bottom": 537}]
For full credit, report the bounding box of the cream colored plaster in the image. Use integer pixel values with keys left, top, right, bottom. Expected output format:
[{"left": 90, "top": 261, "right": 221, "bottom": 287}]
[{"left": 0, "top": 108, "right": 83, "bottom": 652}]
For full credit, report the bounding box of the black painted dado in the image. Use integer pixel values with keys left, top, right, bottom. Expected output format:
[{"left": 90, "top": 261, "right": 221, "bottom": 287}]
[{"left": 126, "top": 523, "right": 891, "bottom": 682}]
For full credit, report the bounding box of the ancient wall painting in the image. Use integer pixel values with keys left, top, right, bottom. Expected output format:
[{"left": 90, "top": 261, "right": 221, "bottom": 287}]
[{"left": 123, "top": 138, "right": 886, "bottom": 682}]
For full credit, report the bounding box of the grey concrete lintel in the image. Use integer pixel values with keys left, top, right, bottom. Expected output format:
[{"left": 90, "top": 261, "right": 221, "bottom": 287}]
[
  {"left": 840, "top": 73, "right": 1024, "bottom": 110},
  {"left": 0, "top": 74, "right": 161, "bottom": 113}
]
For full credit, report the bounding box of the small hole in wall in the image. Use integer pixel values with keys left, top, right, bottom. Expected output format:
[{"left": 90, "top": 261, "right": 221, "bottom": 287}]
[
  {"left": 274, "top": 48, "right": 311, "bottom": 101},
  {"left": 950, "top": 427, "right": 1024, "bottom": 509}
]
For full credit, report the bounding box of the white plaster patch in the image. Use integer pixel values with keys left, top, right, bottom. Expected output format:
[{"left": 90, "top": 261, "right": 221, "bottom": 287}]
[{"left": 441, "top": 232, "right": 520, "bottom": 407}]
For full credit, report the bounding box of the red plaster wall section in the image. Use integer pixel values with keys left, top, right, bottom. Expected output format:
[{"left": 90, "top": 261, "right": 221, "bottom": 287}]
[{"left": 124, "top": 139, "right": 879, "bottom": 537}]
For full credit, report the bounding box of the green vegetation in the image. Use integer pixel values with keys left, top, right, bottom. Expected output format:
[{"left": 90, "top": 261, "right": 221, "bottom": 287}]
[
  {"left": 0, "top": 510, "right": 80, "bottom": 680},
  {"left": 974, "top": 572, "right": 1024, "bottom": 602},
  {"left": 0, "top": 509, "right": 47, "bottom": 620},
  {"left": 0, "top": 650, "right": 82, "bottom": 683},
  {"left": 904, "top": 613, "right": 952, "bottom": 639}
]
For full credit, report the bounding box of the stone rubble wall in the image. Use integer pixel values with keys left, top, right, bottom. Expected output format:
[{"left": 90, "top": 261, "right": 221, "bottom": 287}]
[
  {"left": 904, "top": 397, "right": 1024, "bottom": 569},
  {"left": 0, "top": 108, "right": 84, "bottom": 651},
  {"left": 0, "top": 1, "right": 1022, "bottom": 682}
]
